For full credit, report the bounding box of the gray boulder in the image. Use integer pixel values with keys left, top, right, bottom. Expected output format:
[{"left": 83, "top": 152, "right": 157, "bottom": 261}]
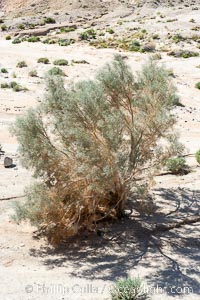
[{"left": 4, "top": 157, "right": 13, "bottom": 168}]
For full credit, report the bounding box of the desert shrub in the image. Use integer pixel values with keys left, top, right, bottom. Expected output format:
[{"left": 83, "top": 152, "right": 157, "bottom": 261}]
[
  {"left": 165, "top": 157, "right": 186, "bottom": 174},
  {"left": 37, "top": 57, "right": 50, "bottom": 64},
  {"left": 43, "top": 38, "right": 57, "bottom": 44},
  {"left": 17, "top": 61, "right": 27, "bottom": 68},
  {"left": 12, "top": 84, "right": 27, "bottom": 92},
  {"left": 48, "top": 67, "right": 66, "bottom": 76},
  {"left": 195, "top": 150, "right": 200, "bottom": 164},
  {"left": 80, "top": 29, "right": 96, "bottom": 40},
  {"left": 172, "top": 34, "right": 185, "bottom": 43},
  {"left": 28, "top": 23, "right": 36, "bottom": 29},
  {"left": 1, "top": 24, "right": 7, "bottom": 31},
  {"left": 29, "top": 70, "right": 38, "bottom": 77},
  {"left": 58, "top": 38, "right": 75, "bottom": 46},
  {"left": 168, "top": 50, "right": 199, "bottom": 58},
  {"left": 181, "top": 51, "right": 199, "bottom": 58},
  {"left": 17, "top": 24, "right": 25, "bottom": 30},
  {"left": 72, "top": 59, "right": 89, "bottom": 64},
  {"left": 110, "top": 277, "right": 146, "bottom": 300},
  {"left": 5, "top": 35, "right": 11, "bottom": 40},
  {"left": 27, "top": 36, "right": 40, "bottom": 42},
  {"left": 12, "top": 38, "right": 21, "bottom": 44},
  {"left": 60, "top": 27, "right": 76, "bottom": 33},
  {"left": 53, "top": 59, "right": 68, "bottom": 66},
  {"left": 107, "top": 28, "right": 115, "bottom": 34},
  {"left": 195, "top": 82, "right": 200, "bottom": 89},
  {"left": 11, "top": 56, "right": 183, "bottom": 245},
  {"left": 1, "top": 68, "right": 8, "bottom": 73},
  {"left": 129, "top": 40, "right": 141, "bottom": 52},
  {"left": 44, "top": 17, "right": 56, "bottom": 24},
  {"left": 10, "top": 81, "right": 18, "bottom": 88},
  {"left": 1, "top": 83, "right": 10, "bottom": 89}
]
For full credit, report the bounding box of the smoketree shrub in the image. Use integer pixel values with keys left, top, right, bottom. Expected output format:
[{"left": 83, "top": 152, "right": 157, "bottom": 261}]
[
  {"left": 110, "top": 277, "right": 146, "bottom": 300},
  {"left": 11, "top": 55, "right": 183, "bottom": 245}
]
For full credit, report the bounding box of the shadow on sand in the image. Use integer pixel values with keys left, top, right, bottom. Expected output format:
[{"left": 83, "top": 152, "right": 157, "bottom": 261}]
[{"left": 30, "top": 188, "right": 200, "bottom": 297}]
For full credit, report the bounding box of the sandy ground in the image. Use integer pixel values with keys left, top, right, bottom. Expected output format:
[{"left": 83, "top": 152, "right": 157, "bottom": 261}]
[{"left": 0, "top": 3, "right": 200, "bottom": 300}]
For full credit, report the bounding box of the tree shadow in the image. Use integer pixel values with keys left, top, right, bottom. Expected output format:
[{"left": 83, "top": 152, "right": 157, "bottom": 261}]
[{"left": 29, "top": 188, "right": 200, "bottom": 297}]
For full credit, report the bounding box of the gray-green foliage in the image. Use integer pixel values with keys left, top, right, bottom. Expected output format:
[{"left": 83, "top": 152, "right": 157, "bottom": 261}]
[
  {"left": 165, "top": 157, "right": 186, "bottom": 174},
  {"left": 11, "top": 55, "right": 183, "bottom": 244},
  {"left": 110, "top": 277, "right": 146, "bottom": 300}
]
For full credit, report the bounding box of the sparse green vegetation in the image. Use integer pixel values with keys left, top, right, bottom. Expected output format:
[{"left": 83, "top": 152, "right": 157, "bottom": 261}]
[
  {"left": 72, "top": 60, "right": 89, "bottom": 64},
  {"left": 17, "top": 61, "right": 27, "bottom": 68},
  {"left": 44, "top": 17, "right": 56, "bottom": 24},
  {"left": 110, "top": 277, "right": 146, "bottom": 300},
  {"left": 80, "top": 29, "right": 96, "bottom": 40},
  {"left": 12, "top": 84, "right": 26, "bottom": 92},
  {"left": 53, "top": 59, "right": 68, "bottom": 66},
  {"left": 129, "top": 40, "right": 141, "bottom": 52},
  {"left": 1, "top": 68, "right": 8, "bottom": 73},
  {"left": 58, "top": 38, "right": 75, "bottom": 46},
  {"left": 5, "top": 35, "right": 11, "bottom": 40},
  {"left": 195, "top": 150, "right": 200, "bottom": 164},
  {"left": 43, "top": 38, "right": 57, "bottom": 45},
  {"left": 1, "top": 24, "right": 7, "bottom": 31},
  {"left": 1, "top": 83, "right": 10, "bottom": 89},
  {"left": 27, "top": 36, "right": 40, "bottom": 43},
  {"left": 29, "top": 70, "right": 38, "bottom": 77},
  {"left": 195, "top": 82, "right": 200, "bottom": 89},
  {"left": 165, "top": 157, "right": 187, "bottom": 174},
  {"left": 48, "top": 67, "right": 66, "bottom": 76},
  {"left": 12, "top": 38, "right": 22, "bottom": 44},
  {"left": 60, "top": 27, "right": 76, "bottom": 33},
  {"left": 17, "top": 24, "right": 25, "bottom": 30},
  {"left": 106, "top": 28, "right": 115, "bottom": 34},
  {"left": 37, "top": 57, "right": 50, "bottom": 64}
]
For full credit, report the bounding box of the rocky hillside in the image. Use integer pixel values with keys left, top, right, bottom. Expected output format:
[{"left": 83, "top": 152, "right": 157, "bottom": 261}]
[{"left": 0, "top": 0, "right": 133, "bottom": 15}]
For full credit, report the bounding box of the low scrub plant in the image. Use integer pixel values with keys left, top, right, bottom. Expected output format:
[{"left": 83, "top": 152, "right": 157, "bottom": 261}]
[
  {"left": 80, "top": 29, "right": 96, "bottom": 40},
  {"left": 44, "top": 17, "right": 56, "bottom": 24},
  {"left": 37, "top": 57, "right": 50, "bottom": 64},
  {"left": 110, "top": 277, "right": 146, "bottom": 300},
  {"left": 195, "top": 82, "right": 200, "bottom": 89},
  {"left": 1, "top": 24, "right": 7, "bottom": 31},
  {"left": 165, "top": 157, "right": 187, "bottom": 174},
  {"left": 53, "top": 59, "right": 68, "bottom": 66},
  {"left": 27, "top": 36, "right": 40, "bottom": 42},
  {"left": 48, "top": 67, "right": 66, "bottom": 76},
  {"left": 195, "top": 150, "right": 200, "bottom": 164},
  {"left": 17, "top": 24, "right": 25, "bottom": 30},
  {"left": 1, "top": 68, "right": 8, "bottom": 73},
  {"left": 58, "top": 38, "right": 75, "bottom": 46},
  {"left": 12, "top": 38, "right": 22, "bottom": 44},
  {"left": 29, "top": 70, "right": 38, "bottom": 77},
  {"left": 1, "top": 83, "right": 10, "bottom": 89},
  {"left": 11, "top": 56, "right": 183, "bottom": 245},
  {"left": 17, "top": 61, "right": 27, "bottom": 68}
]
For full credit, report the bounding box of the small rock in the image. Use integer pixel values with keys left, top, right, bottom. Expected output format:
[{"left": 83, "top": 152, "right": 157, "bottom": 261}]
[{"left": 4, "top": 157, "right": 13, "bottom": 168}]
